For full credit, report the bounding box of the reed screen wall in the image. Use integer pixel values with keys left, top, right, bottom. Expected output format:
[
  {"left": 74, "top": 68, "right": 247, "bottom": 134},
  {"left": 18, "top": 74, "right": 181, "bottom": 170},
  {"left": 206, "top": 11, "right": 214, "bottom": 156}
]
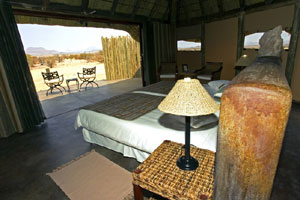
[{"left": 101, "top": 36, "right": 141, "bottom": 80}]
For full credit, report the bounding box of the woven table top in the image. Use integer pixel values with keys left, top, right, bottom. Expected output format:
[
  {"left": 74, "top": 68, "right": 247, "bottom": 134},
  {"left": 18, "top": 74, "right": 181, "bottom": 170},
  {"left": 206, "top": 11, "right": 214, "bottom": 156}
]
[{"left": 132, "top": 140, "right": 215, "bottom": 200}]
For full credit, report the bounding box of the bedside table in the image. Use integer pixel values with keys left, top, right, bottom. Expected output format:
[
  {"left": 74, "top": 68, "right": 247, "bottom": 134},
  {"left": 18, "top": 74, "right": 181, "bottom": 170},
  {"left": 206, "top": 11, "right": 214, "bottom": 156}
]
[{"left": 132, "top": 140, "right": 215, "bottom": 200}]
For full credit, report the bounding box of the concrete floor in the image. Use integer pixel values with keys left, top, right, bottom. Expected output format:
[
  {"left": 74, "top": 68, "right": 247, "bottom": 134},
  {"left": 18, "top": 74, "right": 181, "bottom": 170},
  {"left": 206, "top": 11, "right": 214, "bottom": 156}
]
[
  {"left": 40, "top": 78, "right": 143, "bottom": 118},
  {"left": 0, "top": 78, "right": 299, "bottom": 200}
]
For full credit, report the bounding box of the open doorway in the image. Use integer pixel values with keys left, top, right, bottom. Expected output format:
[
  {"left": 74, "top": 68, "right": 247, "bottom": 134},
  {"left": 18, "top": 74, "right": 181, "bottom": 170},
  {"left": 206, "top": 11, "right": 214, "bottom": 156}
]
[{"left": 17, "top": 24, "right": 143, "bottom": 117}]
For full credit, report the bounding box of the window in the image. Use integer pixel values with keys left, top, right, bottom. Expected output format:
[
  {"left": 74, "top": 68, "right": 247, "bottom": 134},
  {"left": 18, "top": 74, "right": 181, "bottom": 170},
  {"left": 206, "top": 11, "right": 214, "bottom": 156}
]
[
  {"left": 244, "top": 31, "right": 290, "bottom": 50},
  {"left": 177, "top": 40, "right": 201, "bottom": 51}
]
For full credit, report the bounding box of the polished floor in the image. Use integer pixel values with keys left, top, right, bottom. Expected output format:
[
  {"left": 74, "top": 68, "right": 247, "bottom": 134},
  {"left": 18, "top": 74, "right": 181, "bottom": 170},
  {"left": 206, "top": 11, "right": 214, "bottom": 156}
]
[{"left": 0, "top": 79, "right": 299, "bottom": 200}]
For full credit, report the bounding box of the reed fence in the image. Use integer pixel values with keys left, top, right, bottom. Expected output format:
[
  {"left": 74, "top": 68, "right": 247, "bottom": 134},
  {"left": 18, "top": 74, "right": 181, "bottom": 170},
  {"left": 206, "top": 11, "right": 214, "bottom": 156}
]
[{"left": 101, "top": 36, "right": 141, "bottom": 80}]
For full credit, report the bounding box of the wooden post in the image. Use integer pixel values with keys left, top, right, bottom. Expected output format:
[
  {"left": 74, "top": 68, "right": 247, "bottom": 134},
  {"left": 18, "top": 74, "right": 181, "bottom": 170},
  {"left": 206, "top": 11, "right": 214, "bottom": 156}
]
[
  {"left": 213, "top": 57, "right": 292, "bottom": 200},
  {"left": 236, "top": 12, "right": 245, "bottom": 60},
  {"left": 285, "top": 2, "right": 300, "bottom": 85},
  {"left": 201, "top": 22, "right": 205, "bottom": 68}
]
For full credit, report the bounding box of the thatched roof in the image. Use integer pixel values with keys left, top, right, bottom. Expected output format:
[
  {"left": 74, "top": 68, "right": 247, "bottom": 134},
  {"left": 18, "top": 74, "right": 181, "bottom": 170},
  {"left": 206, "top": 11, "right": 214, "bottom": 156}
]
[{"left": 10, "top": 0, "right": 296, "bottom": 27}]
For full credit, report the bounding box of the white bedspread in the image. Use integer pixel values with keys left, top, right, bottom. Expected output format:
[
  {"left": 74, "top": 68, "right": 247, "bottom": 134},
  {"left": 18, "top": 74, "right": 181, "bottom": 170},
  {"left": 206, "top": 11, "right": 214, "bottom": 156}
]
[
  {"left": 75, "top": 105, "right": 218, "bottom": 153},
  {"left": 75, "top": 86, "right": 219, "bottom": 161}
]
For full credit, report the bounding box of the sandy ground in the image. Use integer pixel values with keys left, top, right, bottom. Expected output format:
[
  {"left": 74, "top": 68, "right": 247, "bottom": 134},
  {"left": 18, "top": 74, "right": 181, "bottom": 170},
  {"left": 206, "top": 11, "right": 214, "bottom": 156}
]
[{"left": 30, "top": 59, "right": 106, "bottom": 92}]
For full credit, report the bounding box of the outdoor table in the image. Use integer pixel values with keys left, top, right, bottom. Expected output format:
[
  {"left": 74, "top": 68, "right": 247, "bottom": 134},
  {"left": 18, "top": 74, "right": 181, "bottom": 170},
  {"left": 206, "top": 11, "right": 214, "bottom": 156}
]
[{"left": 66, "top": 78, "right": 80, "bottom": 92}]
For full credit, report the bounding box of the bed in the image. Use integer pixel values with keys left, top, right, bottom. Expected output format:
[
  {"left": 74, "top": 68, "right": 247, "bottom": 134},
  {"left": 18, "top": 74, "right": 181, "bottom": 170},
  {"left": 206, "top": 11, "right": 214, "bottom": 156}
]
[{"left": 75, "top": 80, "right": 228, "bottom": 162}]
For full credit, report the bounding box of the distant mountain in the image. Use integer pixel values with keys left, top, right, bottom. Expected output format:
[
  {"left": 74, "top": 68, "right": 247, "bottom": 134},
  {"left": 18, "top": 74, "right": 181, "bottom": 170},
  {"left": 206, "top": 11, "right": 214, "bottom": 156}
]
[
  {"left": 84, "top": 46, "right": 101, "bottom": 52},
  {"left": 26, "top": 47, "right": 61, "bottom": 56},
  {"left": 25, "top": 47, "right": 101, "bottom": 56}
]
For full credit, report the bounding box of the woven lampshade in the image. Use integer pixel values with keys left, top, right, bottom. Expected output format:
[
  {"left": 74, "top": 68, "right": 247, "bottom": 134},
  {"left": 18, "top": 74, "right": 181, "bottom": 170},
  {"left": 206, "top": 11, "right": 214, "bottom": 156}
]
[{"left": 158, "top": 78, "right": 219, "bottom": 116}]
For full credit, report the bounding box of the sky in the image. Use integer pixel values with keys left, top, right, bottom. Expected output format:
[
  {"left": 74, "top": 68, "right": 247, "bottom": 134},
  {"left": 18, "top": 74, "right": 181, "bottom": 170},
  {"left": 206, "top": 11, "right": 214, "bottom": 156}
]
[
  {"left": 17, "top": 24, "right": 129, "bottom": 52},
  {"left": 17, "top": 24, "right": 291, "bottom": 52}
]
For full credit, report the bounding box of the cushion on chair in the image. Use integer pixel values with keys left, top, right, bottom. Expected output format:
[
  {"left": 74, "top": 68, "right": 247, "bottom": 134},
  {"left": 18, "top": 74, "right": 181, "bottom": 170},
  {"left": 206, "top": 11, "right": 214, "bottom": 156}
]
[
  {"left": 83, "top": 74, "right": 96, "bottom": 79},
  {"left": 196, "top": 74, "right": 212, "bottom": 81},
  {"left": 45, "top": 79, "right": 60, "bottom": 84},
  {"left": 160, "top": 74, "right": 176, "bottom": 79}
]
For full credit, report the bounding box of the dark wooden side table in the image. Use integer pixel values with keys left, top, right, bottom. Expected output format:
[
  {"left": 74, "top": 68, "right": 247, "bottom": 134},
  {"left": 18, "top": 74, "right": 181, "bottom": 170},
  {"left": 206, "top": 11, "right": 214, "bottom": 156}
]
[
  {"left": 132, "top": 140, "right": 215, "bottom": 200},
  {"left": 66, "top": 78, "right": 80, "bottom": 93}
]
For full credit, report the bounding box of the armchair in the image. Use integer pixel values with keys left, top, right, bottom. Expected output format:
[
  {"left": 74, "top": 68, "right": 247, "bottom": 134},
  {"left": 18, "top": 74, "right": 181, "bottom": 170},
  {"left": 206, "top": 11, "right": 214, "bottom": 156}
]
[
  {"left": 157, "top": 62, "right": 178, "bottom": 81},
  {"left": 41, "top": 71, "right": 66, "bottom": 96},
  {"left": 195, "top": 62, "right": 223, "bottom": 83},
  {"left": 77, "top": 67, "right": 99, "bottom": 90}
]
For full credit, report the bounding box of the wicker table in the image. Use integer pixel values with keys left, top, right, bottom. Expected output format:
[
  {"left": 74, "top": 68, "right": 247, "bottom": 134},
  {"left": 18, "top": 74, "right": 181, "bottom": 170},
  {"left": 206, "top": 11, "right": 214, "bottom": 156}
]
[{"left": 132, "top": 140, "right": 215, "bottom": 200}]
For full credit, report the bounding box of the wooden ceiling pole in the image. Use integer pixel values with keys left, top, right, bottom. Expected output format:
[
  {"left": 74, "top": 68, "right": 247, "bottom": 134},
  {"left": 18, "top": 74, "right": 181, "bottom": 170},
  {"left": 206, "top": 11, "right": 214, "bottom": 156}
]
[
  {"left": 172, "top": 0, "right": 178, "bottom": 24},
  {"left": 149, "top": 0, "right": 157, "bottom": 20},
  {"left": 236, "top": 12, "right": 245, "bottom": 60},
  {"left": 111, "top": 0, "right": 119, "bottom": 16},
  {"left": 239, "top": 0, "right": 246, "bottom": 11},
  {"left": 265, "top": 0, "right": 275, "bottom": 5},
  {"left": 285, "top": 2, "right": 300, "bottom": 85},
  {"left": 81, "top": 0, "right": 89, "bottom": 12},
  {"left": 181, "top": 0, "right": 190, "bottom": 23},
  {"left": 163, "top": 0, "right": 170, "bottom": 22},
  {"left": 201, "top": 22, "right": 205, "bottom": 67},
  {"left": 131, "top": 0, "right": 141, "bottom": 18},
  {"left": 198, "top": 0, "right": 204, "bottom": 17},
  {"left": 217, "top": 0, "right": 224, "bottom": 14},
  {"left": 42, "top": 0, "right": 49, "bottom": 11}
]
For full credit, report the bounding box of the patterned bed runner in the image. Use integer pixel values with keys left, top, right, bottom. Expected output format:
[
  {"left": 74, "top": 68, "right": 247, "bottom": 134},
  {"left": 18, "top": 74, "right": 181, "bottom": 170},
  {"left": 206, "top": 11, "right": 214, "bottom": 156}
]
[
  {"left": 83, "top": 81, "right": 175, "bottom": 120},
  {"left": 83, "top": 93, "right": 164, "bottom": 120},
  {"left": 135, "top": 80, "right": 175, "bottom": 94}
]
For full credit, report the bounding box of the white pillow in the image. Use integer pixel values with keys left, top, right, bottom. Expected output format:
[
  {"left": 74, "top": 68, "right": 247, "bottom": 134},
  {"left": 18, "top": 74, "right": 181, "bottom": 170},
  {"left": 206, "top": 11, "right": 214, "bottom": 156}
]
[{"left": 191, "top": 114, "right": 218, "bottom": 129}]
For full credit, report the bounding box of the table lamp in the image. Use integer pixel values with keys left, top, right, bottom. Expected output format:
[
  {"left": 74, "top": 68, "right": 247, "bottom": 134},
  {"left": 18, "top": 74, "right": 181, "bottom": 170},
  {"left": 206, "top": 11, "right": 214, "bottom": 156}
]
[{"left": 158, "top": 78, "right": 219, "bottom": 171}]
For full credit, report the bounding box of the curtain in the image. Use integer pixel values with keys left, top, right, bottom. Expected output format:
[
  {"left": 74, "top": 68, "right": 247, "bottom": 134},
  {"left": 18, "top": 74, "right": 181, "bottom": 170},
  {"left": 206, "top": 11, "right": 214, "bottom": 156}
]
[
  {"left": 153, "top": 23, "right": 177, "bottom": 73},
  {"left": 0, "top": 0, "right": 45, "bottom": 136}
]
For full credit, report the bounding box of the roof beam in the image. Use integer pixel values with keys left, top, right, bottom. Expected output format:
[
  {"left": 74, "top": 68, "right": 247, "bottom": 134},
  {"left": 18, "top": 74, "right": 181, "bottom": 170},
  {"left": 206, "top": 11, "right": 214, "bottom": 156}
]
[
  {"left": 163, "top": 0, "right": 170, "bottom": 22},
  {"left": 12, "top": 1, "right": 168, "bottom": 24},
  {"left": 181, "top": 0, "right": 190, "bottom": 23},
  {"left": 198, "top": 0, "right": 205, "bottom": 16},
  {"left": 239, "top": 0, "right": 246, "bottom": 11},
  {"left": 176, "top": 0, "right": 181, "bottom": 23},
  {"left": 13, "top": 8, "right": 139, "bottom": 25},
  {"left": 131, "top": 0, "right": 141, "bottom": 18},
  {"left": 285, "top": 2, "right": 300, "bottom": 85},
  {"left": 149, "top": 1, "right": 157, "bottom": 19},
  {"left": 42, "top": 0, "right": 49, "bottom": 11},
  {"left": 217, "top": 0, "right": 223, "bottom": 13},
  {"left": 265, "top": 0, "right": 275, "bottom": 4},
  {"left": 178, "top": 0, "right": 296, "bottom": 26},
  {"left": 170, "top": 0, "right": 177, "bottom": 23},
  {"left": 111, "top": 0, "right": 119, "bottom": 15}
]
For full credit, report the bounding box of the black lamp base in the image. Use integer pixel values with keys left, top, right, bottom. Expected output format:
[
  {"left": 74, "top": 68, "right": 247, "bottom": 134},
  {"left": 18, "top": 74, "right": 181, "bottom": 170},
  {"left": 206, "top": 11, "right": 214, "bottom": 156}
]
[{"left": 176, "top": 155, "right": 199, "bottom": 171}]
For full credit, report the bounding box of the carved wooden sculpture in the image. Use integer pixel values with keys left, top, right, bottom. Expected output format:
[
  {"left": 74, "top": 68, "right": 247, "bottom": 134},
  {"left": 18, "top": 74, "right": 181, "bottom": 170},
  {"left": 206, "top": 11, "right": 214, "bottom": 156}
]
[{"left": 213, "top": 26, "right": 292, "bottom": 199}]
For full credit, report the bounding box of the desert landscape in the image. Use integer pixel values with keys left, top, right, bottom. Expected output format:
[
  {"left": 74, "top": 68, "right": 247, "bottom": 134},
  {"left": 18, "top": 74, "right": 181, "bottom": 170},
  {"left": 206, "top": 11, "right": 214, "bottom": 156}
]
[
  {"left": 30, "top": 59, "right": 106, "bottom": 92},
  {"left": 26, "top": 48, "right": 107, "bottom": 92}
]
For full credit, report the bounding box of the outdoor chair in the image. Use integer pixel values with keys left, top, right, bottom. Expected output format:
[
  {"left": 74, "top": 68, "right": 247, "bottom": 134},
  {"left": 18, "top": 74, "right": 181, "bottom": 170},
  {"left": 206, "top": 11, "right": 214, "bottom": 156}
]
[
  {"left": 157, "top": 62, "right": 178, "bottom": 81},
  {"left": 195, "top": 62, "right": 223, "bottom": 83},
  {"left": 77, "top": 66, "right": 99, "bottom": 90},
  {"left": 41, "top": 71, "right": 66, "bottom": 96}
]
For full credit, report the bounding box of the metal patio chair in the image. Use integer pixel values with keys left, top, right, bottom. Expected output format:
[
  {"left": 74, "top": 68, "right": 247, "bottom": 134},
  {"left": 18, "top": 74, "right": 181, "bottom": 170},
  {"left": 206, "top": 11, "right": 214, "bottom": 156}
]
[
  {"left": 77, "top": 66, "right": 99, "bottom": 90},
  {"left": 41, "top": 71, "right": 66, "bottom": 96}
]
